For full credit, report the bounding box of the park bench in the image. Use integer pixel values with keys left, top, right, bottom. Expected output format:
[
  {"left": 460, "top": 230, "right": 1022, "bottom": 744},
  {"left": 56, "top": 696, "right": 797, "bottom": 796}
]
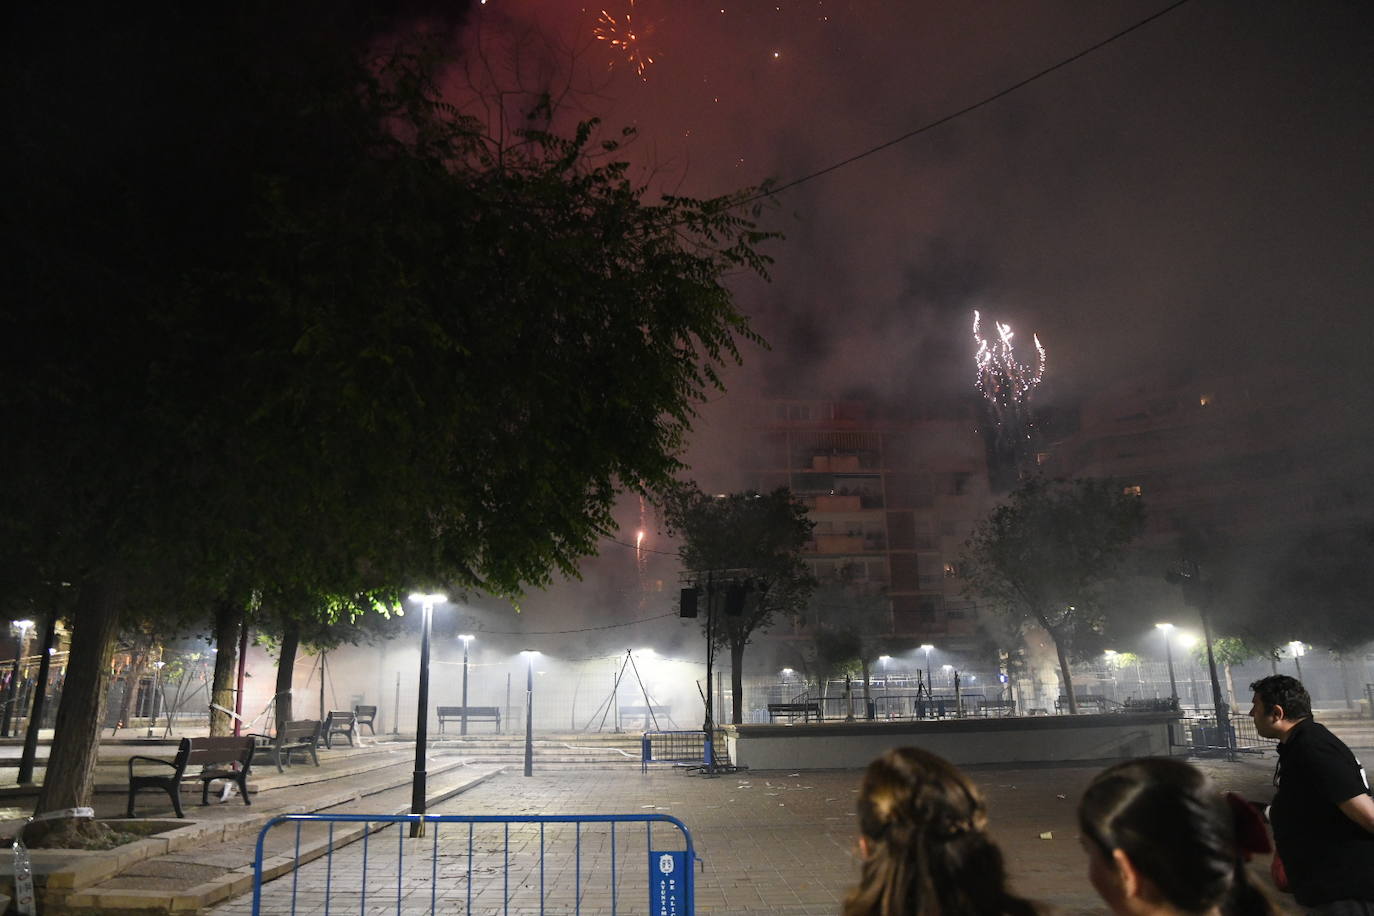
[
  {"left": 354, "top": 704, "right": 377, "bottom": 735},
  {"left": 437, "top": 706, "right": 501, "bottom": 734},
  {"left": 978, "top": 697, "right": 1018, "bottom": 717},
  {"left": 252, "top": 719, "right": 321, "bottom": 772},
  {"left": 1124, "top": 696, "right": 1178, "bottom": 713},
  {"left": 766, "top": 702, "right": 822, "bottom": 723},
  {"left": 323, "top": 710, "right": 358, "bottom": 748},
  {"left": 1056, "top": 694, "right": 1112, "bottom": 713},
  {"left": 127, "top": 735, "right": 255, "bottom": 818},
  {"left": 618, "top": 705, "right": 671, "bottom": 728}
]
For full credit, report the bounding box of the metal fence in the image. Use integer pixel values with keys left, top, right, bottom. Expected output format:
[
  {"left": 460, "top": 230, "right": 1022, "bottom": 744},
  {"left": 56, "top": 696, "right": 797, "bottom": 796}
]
[
  {"left": 1172, "top": 713, "right": 1276, "bottom": 757},
  {"left": 252, "top": 812, "right": 696, "bottom": 916}
]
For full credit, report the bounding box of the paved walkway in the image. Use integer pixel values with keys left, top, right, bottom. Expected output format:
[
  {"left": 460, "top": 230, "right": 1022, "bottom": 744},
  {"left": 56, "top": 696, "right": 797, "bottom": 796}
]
[{"left": 218, "top": 754, "right": 1296, "bottom": 916}]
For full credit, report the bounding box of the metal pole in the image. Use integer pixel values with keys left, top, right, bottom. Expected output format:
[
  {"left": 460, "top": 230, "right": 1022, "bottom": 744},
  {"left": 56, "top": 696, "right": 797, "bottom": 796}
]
[
  {"left": 319, "top": 653, "right": 326, "bottom": 720},
  {"left": 461, "top": 639, "right": 470, "bottom": 736},
  {"left": 18, "top": 614, "right": 57, "bottom": 784},
  {"left": 410, "top": 599, "right": 434, "bottom": 837},
  {"left": 523, "top": 656, "right": 534, "bottom": 777},
  {"left": 233, "top": 621, "right": 248, "bottom": 736},
  {"left": 147, "top": 658, "right": 162, "bottom": 738},
  {"left": 392, "top": 671, "right": 400, "bottom": 735},
  {"left": 2, "top": 655, "right": 20, "bottom": 738}
]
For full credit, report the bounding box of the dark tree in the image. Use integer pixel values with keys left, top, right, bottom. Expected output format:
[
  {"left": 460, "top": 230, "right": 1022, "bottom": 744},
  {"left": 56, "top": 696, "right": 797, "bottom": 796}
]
[
  {"left": 663, "top": 486, "right": 816, "bottom": 724},
  {"left": 3, "top": 8, "right": 774, "bottom": 836},
  {"left": 961, "top": 477, "right": 1145, "bottom": 713}
]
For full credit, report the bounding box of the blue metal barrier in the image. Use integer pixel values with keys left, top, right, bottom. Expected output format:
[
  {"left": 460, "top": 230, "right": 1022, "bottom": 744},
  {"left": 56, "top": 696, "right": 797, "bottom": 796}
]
[
  {"left": 251, "top": 812, "right": 696, "bottom": 915},
  {"left": 641, "top": 730, "right": 711, "bottom": 772}
]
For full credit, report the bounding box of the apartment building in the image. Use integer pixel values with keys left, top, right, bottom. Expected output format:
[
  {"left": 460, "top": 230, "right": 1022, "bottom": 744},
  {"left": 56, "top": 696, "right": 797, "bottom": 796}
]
[{"left": 728, "top": 397, "right": 996, "bottom": 651}]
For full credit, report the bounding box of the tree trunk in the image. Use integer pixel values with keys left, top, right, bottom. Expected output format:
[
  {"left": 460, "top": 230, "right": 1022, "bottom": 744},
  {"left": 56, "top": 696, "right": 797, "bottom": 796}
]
[
  {"left": 114, "top": 642, "right": 149, "bottom": 731},
  {"left": 1053, "top": 637, "right": 1078, "bottom": 714},
  {"left": 34, "top": 579, "right": 122, "bottom": 828},
  {"left": 729, "top": 640, "right": 746, "bottom": 725},
  {"left": 209, "top": 599, "right": 241, "bottom": 736},
  {"left": 1223, "top": 663, "right": 1237, "bottom": 711},
  {"left": 275, "top": 618, "right": 300, "bottom": 727}
]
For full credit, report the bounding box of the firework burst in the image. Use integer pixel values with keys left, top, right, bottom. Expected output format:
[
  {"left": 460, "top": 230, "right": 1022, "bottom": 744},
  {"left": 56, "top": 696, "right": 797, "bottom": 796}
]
[
  {"left": 973, "top": 310, "right": 1047, "bottom": 486},
  {"left": 595, "top": 1, "right": 656, "bottom": 79},
  {"left": 973, "top": 309, "right": 1045, "bottom": 420}
]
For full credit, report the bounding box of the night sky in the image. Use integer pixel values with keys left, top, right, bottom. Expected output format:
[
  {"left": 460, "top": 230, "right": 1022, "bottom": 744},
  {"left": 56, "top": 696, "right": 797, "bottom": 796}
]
[{"left": 451, "top": 0, "right": 1374, "bottom": 421}]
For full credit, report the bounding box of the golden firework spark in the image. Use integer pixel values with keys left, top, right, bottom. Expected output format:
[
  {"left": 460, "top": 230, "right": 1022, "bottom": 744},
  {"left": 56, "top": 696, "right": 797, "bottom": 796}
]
[{"left": 595, "top": 0, "right": 656, "bottom": 79}]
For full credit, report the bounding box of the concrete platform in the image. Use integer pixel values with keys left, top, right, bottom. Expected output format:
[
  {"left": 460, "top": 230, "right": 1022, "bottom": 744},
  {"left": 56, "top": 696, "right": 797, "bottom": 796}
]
[{"left": 726, "top": 712, "right": 1177, "bottom": 769}]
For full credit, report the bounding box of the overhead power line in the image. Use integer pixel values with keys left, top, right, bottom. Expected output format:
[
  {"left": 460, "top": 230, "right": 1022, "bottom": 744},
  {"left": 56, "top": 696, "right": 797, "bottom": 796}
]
[{"left": 740, "top": 0, "right": 1194, "bottom": 207}]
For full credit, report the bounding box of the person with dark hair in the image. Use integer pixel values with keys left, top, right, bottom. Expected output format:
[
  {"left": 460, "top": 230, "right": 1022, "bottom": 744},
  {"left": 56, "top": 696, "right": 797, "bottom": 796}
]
[
  {"left": 1078, "top": 758, "right": 1276, "bottom": 916},
  {"left": 843, "top": 747, "right": 1038, "bottom": 916},
  {"left": 1249, "top": 674, "right": 1374, "bottom": 913}
]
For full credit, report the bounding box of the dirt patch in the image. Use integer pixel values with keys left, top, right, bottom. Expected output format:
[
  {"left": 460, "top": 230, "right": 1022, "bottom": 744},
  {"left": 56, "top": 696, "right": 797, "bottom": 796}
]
[{"left": 7, "top": 818, "right": 182, "bottom": 850}]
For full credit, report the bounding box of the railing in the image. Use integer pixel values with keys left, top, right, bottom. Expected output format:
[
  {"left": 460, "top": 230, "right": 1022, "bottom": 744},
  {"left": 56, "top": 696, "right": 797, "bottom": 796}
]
[
  {"left": 642, "top": 730, "right": 711, "bottom": 772},
  {"left": 252, "top": 812, "right": 696, "bottom": 916},
  {"left": 1172, "top": 713, "right": 1276, "bottom": 757}
]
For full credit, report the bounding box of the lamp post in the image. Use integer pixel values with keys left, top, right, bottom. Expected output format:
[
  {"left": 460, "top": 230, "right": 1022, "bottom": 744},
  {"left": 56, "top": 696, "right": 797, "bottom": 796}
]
[
  {"left": 3, "top": 620, "right": 34, "bottom": 738},
  {"left": 459, "top": 634, "right": 474, "bottom": 736},
  {"left": 408, "top": 592, "right": 446, "bottom": 838},
  {"left": 1288, "top": 641, "right": 1305, "bottom": 681},
  {"left": 1104, "top": 650, "right": 1119, "bottom": 704},
  {"left": 878, "top": 656, "right": 891, "bottom": 719},
  {"left": 1155, "top": 623, "right": 1179, "bottom": 709},
  {"left": 920, "top": 644, "right": 934, "bottom": 719},
  {"left": 521, "top": 650, "right": 539, "bottom": 777},
  {"left": 146, "top": 659, "right": 166, "bottom": 738}
]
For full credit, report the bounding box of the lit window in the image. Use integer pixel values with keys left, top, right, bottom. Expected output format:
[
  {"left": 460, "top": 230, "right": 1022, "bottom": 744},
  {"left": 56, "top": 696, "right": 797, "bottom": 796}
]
[
  {"left": 1035, "top": 452, "right": 1050, "bottom": 465},
  {"left": 1199, "top": 394, "right": 1212, "bottom": 407},
  {"left": 1123, "top": 485, "right": 1142, "bottom": 497}
]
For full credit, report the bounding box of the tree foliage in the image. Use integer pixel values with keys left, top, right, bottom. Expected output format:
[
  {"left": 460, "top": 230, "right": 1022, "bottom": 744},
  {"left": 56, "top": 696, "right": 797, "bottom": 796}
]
[
  {"left": 960, "top": 477, "right": 1145, "bottom": 713},
  {"left": 3, "top": 7, "right": 776, "bottom": 828},
  {"left": 662, "top": 485, "right": 816, "bottom": 723}
]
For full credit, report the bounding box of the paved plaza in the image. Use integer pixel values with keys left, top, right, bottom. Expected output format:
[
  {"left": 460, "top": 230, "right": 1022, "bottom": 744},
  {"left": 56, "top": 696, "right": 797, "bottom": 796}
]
[{"left": 216, "top": 754, "right": 1292, "bottom": 915}]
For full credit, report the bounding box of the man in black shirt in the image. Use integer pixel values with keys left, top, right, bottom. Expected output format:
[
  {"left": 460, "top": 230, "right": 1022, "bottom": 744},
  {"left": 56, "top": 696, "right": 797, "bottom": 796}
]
[{"left": 1251, "top": 675, "right": 1374, "bottom": 914}]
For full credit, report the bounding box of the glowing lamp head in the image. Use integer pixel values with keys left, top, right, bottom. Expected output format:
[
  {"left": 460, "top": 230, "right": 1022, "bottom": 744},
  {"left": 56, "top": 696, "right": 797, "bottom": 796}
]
[
  {"left": 920, "top": 644, "right": 934, "bottom": 653},
  {"left": 408, "top": 592, "right": 447, "bottom": 606},
  {"left": 1288, "top": 641, "right": 1305, "bottom": 657},
  {"left": 781, "top": 668, "right": 794, "bottom": 676},
  {"left": 459, "top": 634, "right": 475, "bottom": 645},
  {"left": 1154, "top": 622, "right": 1174, "bottom": 633}
]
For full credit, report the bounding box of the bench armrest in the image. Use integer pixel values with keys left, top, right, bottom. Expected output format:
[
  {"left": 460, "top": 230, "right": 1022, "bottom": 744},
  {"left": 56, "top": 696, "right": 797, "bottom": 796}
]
[{"left": 128, "top": 755, "right": 178, "bottom": 775}]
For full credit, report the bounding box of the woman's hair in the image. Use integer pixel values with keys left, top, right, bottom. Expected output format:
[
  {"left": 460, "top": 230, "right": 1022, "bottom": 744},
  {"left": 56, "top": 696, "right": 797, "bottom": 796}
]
[
  {"left": 1078, "top": 758, "right": 1276, "bottom": 916},
  {"left": 843, "top": 747, "right": 1037, "bottom": 916}
]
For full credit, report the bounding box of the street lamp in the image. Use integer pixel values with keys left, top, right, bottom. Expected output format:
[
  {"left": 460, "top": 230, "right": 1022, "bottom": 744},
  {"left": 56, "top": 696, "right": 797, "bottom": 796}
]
[
  {"left": 3, "top": 620, "right": 35, "bottom": 738},
  {"left": 1155, "top": 623, "right": 1179, "bottom": 709},
  {"left": 1104, "top": 650, "right": 1119, "bottom": 704},
  {"left": 1288, "top": 641, "right": 1306, "bottom": 681},
  {"left": 146, "top": 659, "right": 166, "bottom": 738},
  {"left": 920, "top": 644, "right": 934, "bottom": 719},
  {"left": 878, "top": 656, "right": 891, "bottom": 719},
  {"left": 458, "top": 634, "right": 475, "bottom": 736},
  {"left": 408, "top": 591, "right": 446, "bottom": 837},
  {"left": 520, "top": 650, "right": 539, "bottom": 777}
]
